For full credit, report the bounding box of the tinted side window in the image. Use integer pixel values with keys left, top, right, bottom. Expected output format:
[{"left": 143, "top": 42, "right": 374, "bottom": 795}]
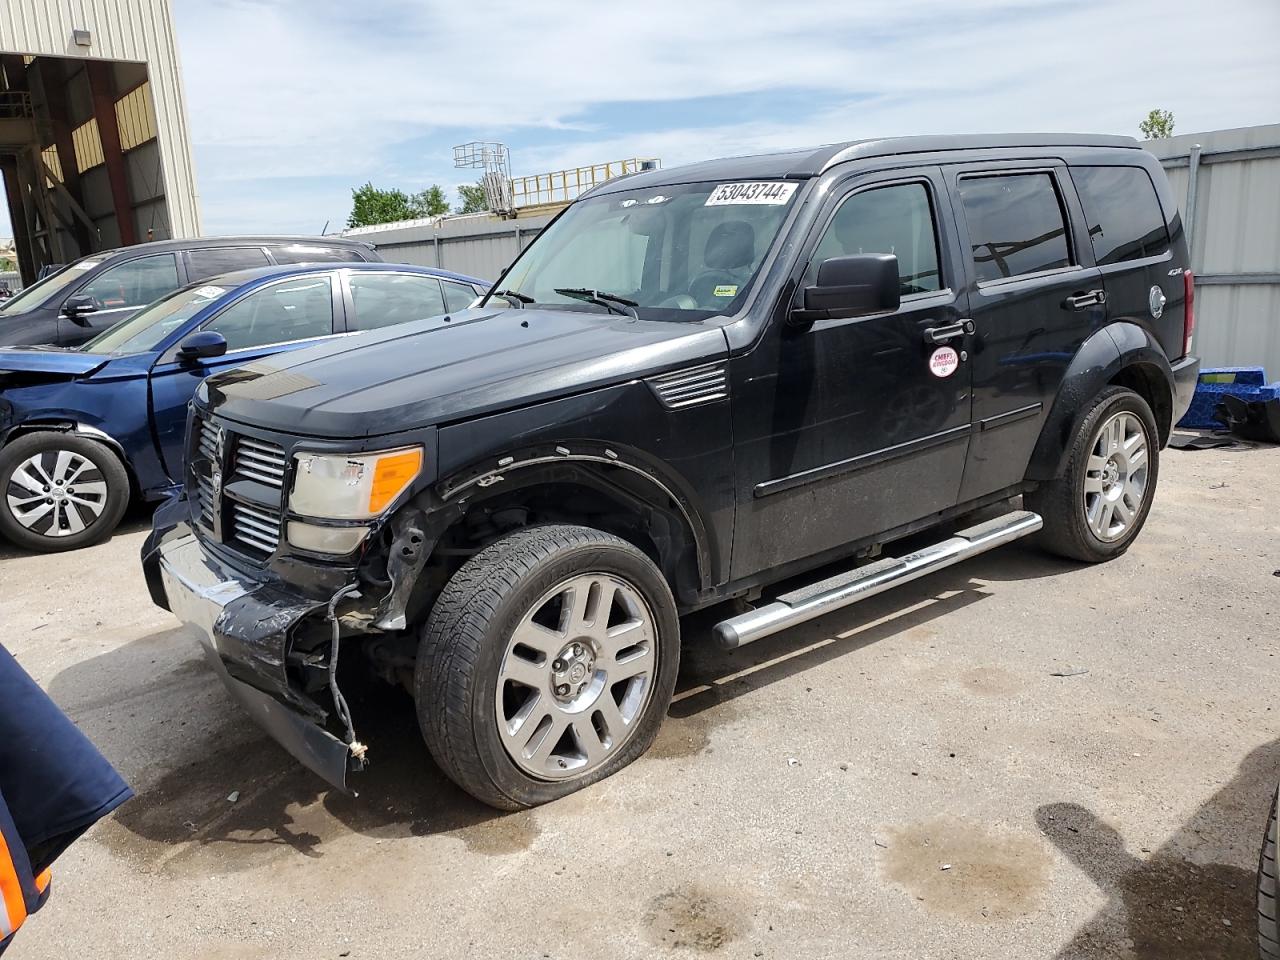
[
  {"left": 442, "top": 280, "right": 479, "bottom": 313},
  {"left": 1071, "top": 166, "right": 1170, "bottom": 265},
  {"left": 77, "top": 254, "right": 179, "bottom": 309},
  {"left": 958, "top": 173, "right": 1072, "bottom": 282},
  {"left": 271, "top": 244, "right": 366, "bottom": 265},
  {"left": 348, "top": 273, "right": 446, "bottom": 331},
  {"left": 807, "top": 182, "right": 942, "bottom": 294},
  {"left": 187, "top": 247, "right": 271, "bottom": 282},
  {"left": 204, "top": 275, "right": 334, "bottom": 350}
]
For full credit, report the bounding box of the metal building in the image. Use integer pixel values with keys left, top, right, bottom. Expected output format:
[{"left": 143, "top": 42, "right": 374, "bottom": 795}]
[
  {"left": 0, "top": 0, "right": 200, "bottom": 285},
  {"left": 1147, "top": 124, "right": 1280, "bottom": 376}
]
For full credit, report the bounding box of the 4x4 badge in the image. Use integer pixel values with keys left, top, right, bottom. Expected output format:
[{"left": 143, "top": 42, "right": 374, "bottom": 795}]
[{"left": 1148, "top": 285, "right": 1167, "bottom": 319}]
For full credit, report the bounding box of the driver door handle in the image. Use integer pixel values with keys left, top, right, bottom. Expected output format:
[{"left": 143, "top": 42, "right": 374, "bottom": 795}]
[
  {"left": 1064, "top": 289, "right": 1107, "bottom": 310},
  {"left": 924, "top": 319, "right": 974, "bottom": 344}
]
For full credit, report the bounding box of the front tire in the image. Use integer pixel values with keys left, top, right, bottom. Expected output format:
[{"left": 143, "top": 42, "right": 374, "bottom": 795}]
[
  {"left": 0, "top": 432, "right": 130, "bottom": 552},
  {"left": 416, "top": 524, "right": 680, "bottom": 810},
  {"left": 1027, "top": 386, "right": 1159, "bottom": 563},
  {"left": 1260, "top": 786, "right": 1279, "bottom": 960}
]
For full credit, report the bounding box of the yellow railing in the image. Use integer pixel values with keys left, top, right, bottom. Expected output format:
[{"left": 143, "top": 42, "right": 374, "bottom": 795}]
[{"left": 510, "top": 158, "right": 660, "bottom": 209}]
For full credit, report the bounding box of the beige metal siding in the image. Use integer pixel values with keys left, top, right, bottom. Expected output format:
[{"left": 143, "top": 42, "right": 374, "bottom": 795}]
[{"left": 0, "top": 0, "right": 201, "bottom": 236}]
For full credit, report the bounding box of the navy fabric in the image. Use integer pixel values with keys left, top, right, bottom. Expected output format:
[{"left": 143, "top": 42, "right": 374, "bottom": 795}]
[{"left": 0, "top": 642, "right": 131, "bottom": 875}]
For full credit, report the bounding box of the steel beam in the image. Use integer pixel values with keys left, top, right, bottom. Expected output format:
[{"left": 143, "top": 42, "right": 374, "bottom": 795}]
[{"left": 85, "top": 60, "right": 136, "bottom": 246}]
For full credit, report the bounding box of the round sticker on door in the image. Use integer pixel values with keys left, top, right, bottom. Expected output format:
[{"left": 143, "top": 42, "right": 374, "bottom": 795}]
[{"left": 929, "top": 346, "right": 960, "bottom": 378}]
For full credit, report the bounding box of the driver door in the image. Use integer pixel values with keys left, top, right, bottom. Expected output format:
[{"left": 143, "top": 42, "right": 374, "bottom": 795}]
[
  {"left": 730, "top": 169, "right": 975, "bottom": 577},
  {"left": 148, "top": 272, "right": 345, "bottom": 480}
]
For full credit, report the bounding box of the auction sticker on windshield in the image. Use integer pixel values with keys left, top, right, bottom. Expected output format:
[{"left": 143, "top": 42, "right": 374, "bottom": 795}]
[
  {"left": 193, "top": 286, "right": 227, "bottom": 300},
  {"left": 705, "top": 182, "right": 797, "bottom": 206}
]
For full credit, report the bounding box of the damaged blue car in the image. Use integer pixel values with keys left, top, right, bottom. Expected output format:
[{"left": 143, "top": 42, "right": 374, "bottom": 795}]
[{"left": 0, "top": 262, "right": 488, "bottom": 552}]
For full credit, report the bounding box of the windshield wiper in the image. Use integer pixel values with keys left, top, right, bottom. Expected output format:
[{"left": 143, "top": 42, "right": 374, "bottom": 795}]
[
  {"left": 554, "top": 288, "right": 638, "bottom": 319},
  {"left": 490, "top": 289, "right": 533, "bottom": 309}
]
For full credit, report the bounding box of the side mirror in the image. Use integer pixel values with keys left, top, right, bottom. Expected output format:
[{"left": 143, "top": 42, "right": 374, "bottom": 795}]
[
  {"left": 63, "top": 295, "right": 99, "bottom": 324},
  {"left": 794, "top": 254, "right": 901, "bottom": 322},
  {"left": 177, "top": 331, "right": 228, "bottom": 364}
]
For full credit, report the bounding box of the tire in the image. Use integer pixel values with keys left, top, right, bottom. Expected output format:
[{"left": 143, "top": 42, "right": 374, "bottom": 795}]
[
  {"left": 416, "top": 524, "right": 680, "bottom": 810},
  {"left": 1026, "top": 386, "right": 1160, "bottom": 563},
  {"left": 0, "top": 432, "right": 130, "bottom": 553},
  {"left": 1261, "top": 786, "right": 1280, "bottom": 960}
]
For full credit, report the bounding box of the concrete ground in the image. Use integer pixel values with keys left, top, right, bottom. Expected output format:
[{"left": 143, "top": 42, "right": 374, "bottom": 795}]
[{"left": 2, "top": 444, "right": 1277, "bottom": 960}]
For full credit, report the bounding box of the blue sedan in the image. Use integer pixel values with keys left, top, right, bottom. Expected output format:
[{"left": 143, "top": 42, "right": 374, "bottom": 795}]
[{"left": 0, "top": 262, "right": 488, "bottom": 552}]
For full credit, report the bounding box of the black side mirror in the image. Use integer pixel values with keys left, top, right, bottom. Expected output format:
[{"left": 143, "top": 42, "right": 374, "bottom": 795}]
[
  {"left": 63, "top": 295, "right": 99, "bottom": 325},
  {"left": 793, "top": 254, "right": 901, "bottom": 323},
  {"left": 177, "top": 331, "right": 228, "bottom": 364}
]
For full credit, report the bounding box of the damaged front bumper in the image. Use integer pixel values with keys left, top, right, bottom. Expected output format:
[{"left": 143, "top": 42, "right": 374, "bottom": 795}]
[{"left": 143, "top": 512, "right": 366, "bottom": 792}]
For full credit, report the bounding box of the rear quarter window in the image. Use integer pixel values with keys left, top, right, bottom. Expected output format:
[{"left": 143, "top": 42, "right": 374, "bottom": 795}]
[{"left": 1070, "top": 165, "right": 1170, "bottom": 265}]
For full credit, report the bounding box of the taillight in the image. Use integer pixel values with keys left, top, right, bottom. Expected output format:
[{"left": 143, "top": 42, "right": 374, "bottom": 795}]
[{"left": 1183, "top": 268, "right": 1196, "bottom": 356}]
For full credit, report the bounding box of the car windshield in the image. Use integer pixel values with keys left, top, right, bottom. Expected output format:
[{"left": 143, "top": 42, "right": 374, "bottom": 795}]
[
  {"left": 488, "top": 179, "right": 801, "bottom": 320},
  {"left": 0, "top": 257, "right": 102, "bottom": 315},
  {"left": 81, "top": 283, "right": 231, "bottom": 355}
]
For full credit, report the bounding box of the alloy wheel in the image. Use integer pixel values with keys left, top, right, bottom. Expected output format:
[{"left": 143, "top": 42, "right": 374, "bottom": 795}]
[
  {"left": 1082, "top": 411, "right": 1150, "bottom": 542},
  {"left": 5, "top": 449, "right": 110, "bottom": 538}
]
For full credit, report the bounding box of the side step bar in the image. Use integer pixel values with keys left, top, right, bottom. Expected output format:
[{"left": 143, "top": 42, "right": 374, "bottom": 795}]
[{"left": 713, "top": 510, "right": 1043, "bottom": 650}]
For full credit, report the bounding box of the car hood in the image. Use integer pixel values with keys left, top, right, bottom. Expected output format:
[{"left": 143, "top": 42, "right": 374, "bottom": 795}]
[
  {"left": 0, "top": 345, "right": 108, "bottom": 377},
  {"left": 204, "top": 307, "right": 728, "bottom": 438}
]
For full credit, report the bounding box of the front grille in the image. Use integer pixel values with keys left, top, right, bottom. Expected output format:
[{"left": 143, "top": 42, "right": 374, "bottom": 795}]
[
  {"left": 194, "top": 418, "right": 223, "bottom": 528},
  {"left": 229, "top": 501, "right": 282, "bottom": 555},
  {"left": 195, "top": 474, "right": 217, "bottom": 529},
  {"left": 233, "top": 436, "right": 286, "bottom": 487}
]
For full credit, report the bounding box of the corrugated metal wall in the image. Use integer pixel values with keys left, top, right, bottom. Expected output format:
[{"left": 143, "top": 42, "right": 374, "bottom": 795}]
[
  {"left": 0, "top": 0, "right": 201, "bottom": 237},
  {"left": 359, "top": 213, "right": 554, "bottom": 283},
  {"left": 1147, "top": 124, "right": 1280, "bottom": 376}
]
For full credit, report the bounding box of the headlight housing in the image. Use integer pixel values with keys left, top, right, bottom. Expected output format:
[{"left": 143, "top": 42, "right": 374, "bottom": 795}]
[{"left": 289, "top": 446, "right": 423, "bottom": 520}]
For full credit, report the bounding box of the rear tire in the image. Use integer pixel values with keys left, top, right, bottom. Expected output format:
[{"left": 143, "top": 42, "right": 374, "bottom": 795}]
[
  {"left": 1027, "top": 386, "right": 1159, "bottom": 563},
  {"left": 0, "top": 432, "right": 130, "bottom": 553},
  {"left": 415, "top": 524, "right": 680, "bottom": 810},
  {"left": 1260, "top": 786, "right": 1280, "bottom": 960}
]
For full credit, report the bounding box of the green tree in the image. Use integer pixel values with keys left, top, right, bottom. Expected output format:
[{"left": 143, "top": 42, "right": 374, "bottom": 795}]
[
  {"left": 1139, "top": 109, "right": 1175, "bottom": 140},
  {"left": 456, "top": 181, "right": 489, "bottom": 214},
  {"left": 346, "top": 182, "right": 450, "bottom": 228}
]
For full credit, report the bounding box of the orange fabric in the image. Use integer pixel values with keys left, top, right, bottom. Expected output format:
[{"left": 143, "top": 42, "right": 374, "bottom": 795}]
[
  {"left": 0, "top": 828, "right": 27, "bottom": 932},
  {"left": 35, "top": 868, "right": 51, "bottom": 894}
]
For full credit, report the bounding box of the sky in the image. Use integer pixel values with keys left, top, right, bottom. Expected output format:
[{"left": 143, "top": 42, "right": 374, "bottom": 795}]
[{"left": 4, "top": 0, "right": 1280, "bottom": 241}]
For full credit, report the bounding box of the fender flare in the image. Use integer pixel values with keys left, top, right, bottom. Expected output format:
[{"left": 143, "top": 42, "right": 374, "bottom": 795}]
[
  {"left": 1025, "top": 322, "right": 1175, "bottom": 482},
  {"left": 435, "top": 441, "right": 716, "bottom": 594}
]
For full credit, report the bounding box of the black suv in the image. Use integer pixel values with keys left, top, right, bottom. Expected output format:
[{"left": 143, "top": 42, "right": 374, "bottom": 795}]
[
  {"left": 144, "top": 134, "right": 1199, "bottom": 809},
  {"left": 0, "top": 236, "right": 382, "bottom": 347}
]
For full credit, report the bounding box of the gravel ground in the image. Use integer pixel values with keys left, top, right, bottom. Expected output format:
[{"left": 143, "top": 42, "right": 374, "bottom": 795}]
[{"left": 2, "top": 443, "right": 1277, "bottom": 960}]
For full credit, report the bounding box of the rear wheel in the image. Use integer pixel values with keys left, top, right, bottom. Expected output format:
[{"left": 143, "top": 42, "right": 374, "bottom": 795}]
[
  {"left": 0, "top": 432, "right": 130, "bottom": 552},
  {"left": 1027, "top": 386, "right": 1159, "bottom": 563},
  {"left": 1261, "top": 786, "right": 1279, "bottom": 960},
  {"left": 416, "top": 524, "right": 680, "bottom": 810}
]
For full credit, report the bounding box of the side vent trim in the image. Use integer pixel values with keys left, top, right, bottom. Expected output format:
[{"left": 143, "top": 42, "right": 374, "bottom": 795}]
[{"left": 647, "top": 362, "right": 729, "bottom": 409}]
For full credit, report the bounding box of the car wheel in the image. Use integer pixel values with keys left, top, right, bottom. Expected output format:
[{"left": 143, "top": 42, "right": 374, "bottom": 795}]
[
  {"left": 1026, "top": 385, "right": 1160, "bottom": 563},
  {"left": 416, "top": 524, "right": 680, "bottom": 810},
  {"left": 0, "top": 432, "right": 130, "bottom": 553},
  {"left": 1261, "top": 785, "right": 1280, "bottom": 960}
]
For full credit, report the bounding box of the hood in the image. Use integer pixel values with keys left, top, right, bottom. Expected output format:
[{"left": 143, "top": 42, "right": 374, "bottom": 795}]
[
  {"left": 0, "top": 345, "right": 108, "bottom": 377},
  {"left": 204, "top": 307, "right": 727, "bottom": 438}
]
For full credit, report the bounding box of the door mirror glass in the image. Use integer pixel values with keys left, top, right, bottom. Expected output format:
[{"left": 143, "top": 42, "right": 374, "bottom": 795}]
[
  {"left": 799, "top": 254, "right": 901, "bottom": 320},
  {"left": 63, "top": 294, "right": 99, "bottom": 322},
  {"left": 176, "top": 331, "right": 228, "bottom": 363}
]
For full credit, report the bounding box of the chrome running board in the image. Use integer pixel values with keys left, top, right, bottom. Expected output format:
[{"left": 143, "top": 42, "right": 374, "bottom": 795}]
[{"left": 712, "top": 510, "right": 1043, "bottom": 650}]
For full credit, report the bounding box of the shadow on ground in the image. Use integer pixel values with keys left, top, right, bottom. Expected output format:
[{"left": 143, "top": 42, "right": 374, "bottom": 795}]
[
  {"left": 1037, "top": 739, "right": 1278, "bottom": 959},
  {"left": 0, "top": 500, "right": 154, "bottom": 561}
]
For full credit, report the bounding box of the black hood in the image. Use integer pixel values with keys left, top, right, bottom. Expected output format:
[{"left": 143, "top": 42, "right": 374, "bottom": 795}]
[{"left": 204, "top": 308, "right": 727, "bottom": 438}]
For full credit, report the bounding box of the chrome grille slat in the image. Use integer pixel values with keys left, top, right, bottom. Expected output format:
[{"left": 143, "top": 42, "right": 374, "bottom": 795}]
[
  {"left": 229, "top": 501, "right": 281, "bottom": 555},
  {"left": 647, "top": 362, "right": 729, "bottom": 409},
  {"left": 232, "top": 436, "right": 286, "bottom": 489}
]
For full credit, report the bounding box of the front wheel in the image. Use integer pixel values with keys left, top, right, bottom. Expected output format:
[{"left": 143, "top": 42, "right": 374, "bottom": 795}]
[
  {"left": 0, "top": 432, "right": 130, "bottom": 552},
  {"left": 1026, "top": 386, "right": 1160, "bottom": 563},
  {"left": 416, "top": 524, "right": 680, "bottom": 810}
]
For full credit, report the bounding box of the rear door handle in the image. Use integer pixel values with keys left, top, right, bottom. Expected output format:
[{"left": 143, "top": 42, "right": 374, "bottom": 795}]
[
  {"left": 1063, "top": 289, "right": 1107, "bottom": 310},
  {"left": 924, "top": 319, "right": 975, "bottom": 343}
]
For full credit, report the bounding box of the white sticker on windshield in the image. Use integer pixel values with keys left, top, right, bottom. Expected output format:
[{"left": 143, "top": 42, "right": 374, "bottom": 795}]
[
  {"left": 705, "top": 182, "right": 797, "bottom": 206},
  {"left": 193, "top": 285, "right": 226, "bottom": 300},
  {"left": 74, "top": 260, "right": 100, "bottom": 270}
]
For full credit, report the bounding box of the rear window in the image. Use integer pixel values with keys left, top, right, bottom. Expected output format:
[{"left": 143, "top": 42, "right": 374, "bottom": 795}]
[
  {"left": 958, "top": 173, "right": 1072, "bottom": 282},
  {"left": 1071, "top": 166, "right": 1170, "bottom": 265},
  {"left": 187, "top": 246, "right": 270, "bottom": 281},
  {"left": 271, "top": 244, "right": 367, "bottom": 265}
]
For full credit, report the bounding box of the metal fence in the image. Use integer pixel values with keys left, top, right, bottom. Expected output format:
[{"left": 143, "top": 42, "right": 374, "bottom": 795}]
[
  {"left": 358, "top": 212, "right": 556, "bottom": 283},
  {"left": 1146, "top": 124, "right": 1280, "bottom": 376}
]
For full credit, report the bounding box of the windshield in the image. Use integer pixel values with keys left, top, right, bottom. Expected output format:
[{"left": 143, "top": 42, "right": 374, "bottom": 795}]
[
  {"left": 81, "top": 283, "right": 230, "bottom": 355},
  {"left": 489, "top": 179, "right": 800, "bottom": 320},
  {"left": 0, "top": 257, "right": 102, "bottom": 316}
]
